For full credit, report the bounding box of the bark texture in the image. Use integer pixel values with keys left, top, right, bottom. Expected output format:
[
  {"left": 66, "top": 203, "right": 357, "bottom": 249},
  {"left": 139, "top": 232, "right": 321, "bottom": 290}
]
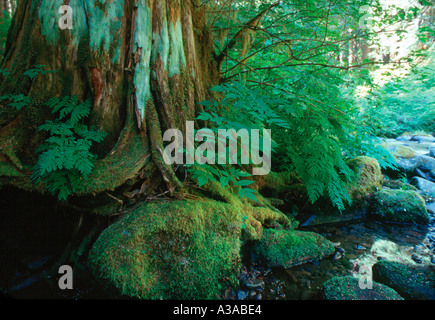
[{"left": 0, "top": 0, "right": 218, "bottom": 198}]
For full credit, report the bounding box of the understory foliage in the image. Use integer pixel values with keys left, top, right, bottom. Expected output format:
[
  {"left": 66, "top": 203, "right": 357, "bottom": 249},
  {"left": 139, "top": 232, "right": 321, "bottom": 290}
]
[
  {"left": 359, "top": 48, "right": 435, "bottom": 137},
  {"left": 199, "top": 0, "right": 429, "bottom": 210},
  {"left": 197, "top": 81, "right": 395, "bottom": 210},
  {"left": 0, "top": 10, "right": 11, "bottom": 60},
  {"left": 32, "top": 96, "right": 107, "bottom": 201},
  {"left": 0, "top": 65, "right": 106, "bottom": 201},
  {"left": 189, "top": 82, "right": 290, "bottom": 202}
]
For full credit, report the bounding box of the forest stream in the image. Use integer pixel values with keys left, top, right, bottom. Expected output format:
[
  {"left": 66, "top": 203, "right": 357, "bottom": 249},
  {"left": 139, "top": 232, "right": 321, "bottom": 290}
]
[{"left": 1, "top": 138, "right": 434, "bottom": 300}]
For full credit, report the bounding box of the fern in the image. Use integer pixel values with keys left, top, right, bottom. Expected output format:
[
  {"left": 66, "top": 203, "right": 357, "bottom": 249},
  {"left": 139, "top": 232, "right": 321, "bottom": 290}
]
[
  {"left": 187, "top": 83, "right": 289, "bottom": 202},
  {"left": 186, "top": 161, "right": 258, "bottom": 202},
  {"left": 23, "top": 65, "right": 56, "bottom": 79},
  {"left": 32, "top": 96, "right": 107, "bottom": 201},
  {"left": 0, "top": 94, "right": 31, "bottom": 110}
]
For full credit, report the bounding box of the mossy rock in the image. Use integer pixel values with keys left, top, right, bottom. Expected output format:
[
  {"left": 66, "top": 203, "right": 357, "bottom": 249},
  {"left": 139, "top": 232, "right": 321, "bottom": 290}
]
[
  {"left": 347, "top": 156, "right": 383, "bottom": 199},
  {"left": 382, "top": 179, "right": 418, "bottom": 191},
  {"left": 391, "top": 145, "right": 418, "bottom": 159},
  {"left": 252, "top": 229, "right": 335, "bottom": 268},
  {"left": 88, "top": 199, "right": 245, "bottom": 299},
  {"left": 370, "top": 188, "right": 429, "bottom": 224},
  {"left": 298, "top": 156, "right": 383, "bottom": 228},
  {"left": 372, "top": 260, "right": 435, "bottom": 300},
  {"left": 88, "top": 198, "right": 293, "bottom": 299},
  {"left": 321, "top": 276, "right": 403, "bottom": 300}
]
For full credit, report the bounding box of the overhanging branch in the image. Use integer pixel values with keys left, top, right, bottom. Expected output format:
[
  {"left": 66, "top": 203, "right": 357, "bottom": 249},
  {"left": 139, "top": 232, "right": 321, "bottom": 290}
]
[{"left": 215, "top": 1, "right": 281, "bottom": 71}]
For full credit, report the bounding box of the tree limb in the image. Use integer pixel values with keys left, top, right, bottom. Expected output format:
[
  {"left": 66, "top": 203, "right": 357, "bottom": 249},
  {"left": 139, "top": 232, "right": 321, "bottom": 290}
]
[{"left": 215, "top": 1, "right": 281, "bottom": 71}]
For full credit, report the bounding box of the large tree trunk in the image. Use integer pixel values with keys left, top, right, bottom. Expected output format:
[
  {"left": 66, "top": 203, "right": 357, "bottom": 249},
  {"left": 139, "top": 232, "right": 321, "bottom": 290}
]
[{"left": 0, "top": 0, "right": 218, "bottom": 200}]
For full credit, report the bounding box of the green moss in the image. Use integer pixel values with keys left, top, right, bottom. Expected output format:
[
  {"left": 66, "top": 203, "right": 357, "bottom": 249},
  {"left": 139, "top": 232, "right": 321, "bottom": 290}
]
[
  {"left": 391, "top": 145, "right": 417, "bottom": 159},
  {"left": 252, "top": 229, "right": 335, "bottom": 268},
  {"left": 75, "top": 124, "right": 150, "bottom": 195},
  {"left": 256, "top": 171, "right": 303, "bottom": 201},
  {"left": 347, "top": 156, "right": 383, "bottom": 199},
  {"left": 321, "top": 276, "right": 403, "bottom": 300},
  {"left": 372, "top": 260, "right": 435, "bottom": 300},
  {"left": 382, "top": 179, "right": 418, "bottom": 191},
  {"left": 88, "top": 199, "right": 244, "bottom": 299},
  {"left": 370, "top": 188, "right": 429, "bottom": 224},
  {"left": 0, "top": 163, "right": 44, "bottom": 192},
  {"left": 251, "top": 206, "right": 297, "bottom": 230}
]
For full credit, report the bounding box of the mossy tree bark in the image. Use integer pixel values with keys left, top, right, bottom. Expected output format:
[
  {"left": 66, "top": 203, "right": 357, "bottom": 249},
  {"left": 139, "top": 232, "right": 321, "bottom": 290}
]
[{"left": 0, "top": 0, "right": 219, "bottom": 201}]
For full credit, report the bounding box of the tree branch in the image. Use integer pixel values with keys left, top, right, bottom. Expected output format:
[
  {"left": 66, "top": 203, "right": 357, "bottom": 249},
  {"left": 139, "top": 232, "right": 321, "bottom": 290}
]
[{"left": 215, "top": 1, "right": 281, "bottom": 71}]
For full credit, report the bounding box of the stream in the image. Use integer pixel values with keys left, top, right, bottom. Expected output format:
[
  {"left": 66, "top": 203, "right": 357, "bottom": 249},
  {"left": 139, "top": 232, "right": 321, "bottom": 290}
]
[
  {"left": 1, "top": 138, "right": 434, "bottom": 300},
  {"left": 233, "top": 137, "right": 435, "bottom": 300}
]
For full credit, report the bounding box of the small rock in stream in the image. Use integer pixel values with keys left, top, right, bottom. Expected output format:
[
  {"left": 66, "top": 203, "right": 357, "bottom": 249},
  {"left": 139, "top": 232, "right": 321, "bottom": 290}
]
[
  {"left": 241, "top": 278, "right": 265, "bottom": 290},
  {"left": 333, "top": 252, "right": 342, "bottom": 260},
  {"left": 237, "top": 290, "right": 247, "bottom": 300},
  {"left": 337, "top": 247, "right": 345, "bottom": 254},
  {"left": 411, "top": 254, "right": 423, "bottom": 264}
]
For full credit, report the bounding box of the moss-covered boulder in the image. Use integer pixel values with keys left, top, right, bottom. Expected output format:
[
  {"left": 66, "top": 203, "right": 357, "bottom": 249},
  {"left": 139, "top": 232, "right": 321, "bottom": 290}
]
[
  {"left": 252, "top": 229, "right": 335, "bottom": 268},
  {"left": 372, "top": 260, "right": 435, "bottom": 300},
  {"left": 382, "top": 179, "right": 418, "bottom": 191},
  {"left": 370, "top": 189, "right": 429, "bottom": 224},
  {"left": 298, "top": 156, "right": 383, "bottom": 228},
  {"left": 347, "top": 156, "right": 384, "bottom": 199},
  {"left": 88, "top": 198, "right": 295, "bottom": 299},
  {"left": 321, "top": 276, "right": 403, "bottom": 300},
  {"left": 390, "top": 145, "right": 418, "bottom": 159},
  {"left": 89, "top": 199, "right": 245, "bottom": 299}
]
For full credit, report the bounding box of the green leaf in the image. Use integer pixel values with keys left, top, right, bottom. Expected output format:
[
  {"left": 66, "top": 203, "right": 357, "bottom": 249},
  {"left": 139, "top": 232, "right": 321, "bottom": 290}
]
[
  {"left": 238, "top": 188, "right": 258, "bottom": 202},
  {"left": 197, "top": 175, "right": 208, "bottom": 188},
  {"left": 220, "top": 175, "right": 230, "bottom": 187},
  {"left": 236, "top": 179, "right": 255, "bottom": 186}
]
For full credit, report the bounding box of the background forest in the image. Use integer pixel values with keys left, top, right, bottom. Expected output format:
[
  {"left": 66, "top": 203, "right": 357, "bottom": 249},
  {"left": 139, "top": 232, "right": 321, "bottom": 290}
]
[{"left": 0, "top": 0, "right": 434, "bottom": 302}]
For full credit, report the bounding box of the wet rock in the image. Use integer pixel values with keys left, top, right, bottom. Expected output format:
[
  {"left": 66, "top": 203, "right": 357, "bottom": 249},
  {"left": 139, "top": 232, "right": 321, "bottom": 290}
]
[
  {"left": 241, "top": 278, "right": 264, "bottom": 290},
  {"left": 237, "top": 290, "right": 247, "bottom": 300},
  {"left": 386, "top": 144, "right": 435, "bottom": 181},
  {"left": 370, "top": 188, "right": 429, "bottom": 225},
  {"left": 298, "top": 157, "right": 382, "bottom": 228},
  {"left": 252, "top": 229, "right": 335, "bottom": 268},
  {"left": 411, "top": 134, "right": 435, "bottom": 143},
  {"left": 397, "top": 134, "right": 413, "bottom": 142},
  {"left": 372, "top": 260, "right": 435, "bottom": 300},
  {"left": 382, "top": 179, "right": 418, "bottom": 191},
  {"left": 321, "top": 276, "right": 403, "bottom": 300},
  {"left": 333, "top": 252, "right": 342, "bottom": 260},
  {"left": 27, "top": 256, "right": 51, "bottom": 269},
  {"left": 410, "top": 177, "right": 435, "bottom": 198},
  {"left": 411, "top": 254, "right": 423, "bottom": 264},
  {"left": 299, "top": 210, "right": 367, "bottom": 228},
  {"left": 356, "top": 245, "right": 366, "bottom": 250}
]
